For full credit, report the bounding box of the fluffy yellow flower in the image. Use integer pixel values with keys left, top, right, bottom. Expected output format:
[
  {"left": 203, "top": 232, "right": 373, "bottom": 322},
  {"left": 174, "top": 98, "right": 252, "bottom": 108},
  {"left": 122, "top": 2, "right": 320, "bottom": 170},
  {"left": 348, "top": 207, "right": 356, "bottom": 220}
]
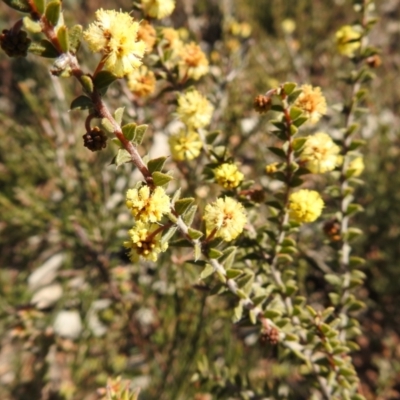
[
  {"left": 281, "top": 19, "right": 296, "bottom": 35},
  {"left": 299, "top": 132, "right": 340, "bottom": 173},
  {"left": 214, "top": 163, "right": 244, "bottom": 189},
  {"left": 294, "top": 85, "right": 327, "bottom": 124},
  {"left": 178, "top": 42, "right": 209, "bottom": 80},
  {"left": 83, "top": 9, "right": 146, "bottom": 78},
  {"left": 227, "top": 20, "right": 252, "bottom": 38},
  {"left": 169, "top": 130, "right": 202, "bottom": 161},
  {"left": 124, "top": 221, "right": 168, "bottom": 262},
  {"left": 204, "top": 197, "right": 247, "bottom": 242},
  {"left": 137, "top": 20, "right": 156, "bottom": 52},
  {"left": 348, "top": 157, "right": 364, "bottom": 177},
  {"left": 127, "top": 65, "right": 156, "bottom": 97},
  {"left": 126, "top": 185, "right": 170, "bottom": 223},
  {"left": 265, "top": 163, "right": 279, "bottom": 174},
  {"left": 159, "top": 27, "right": 182, "bottom": 49},
  {"left": 141, "top": 0, "right": 175, "bottom": 19},
  {"left": 335, "top": 25, "right": 361, "bottom": 57},
  {"left": 289, "top": 190, "right": 324, "bottom": 223},
  {"left": 176, "top": 89, "right": 214, "bottom": 130},
  {"left": 226, "top": 39, "right": 241, "bottom": 53}
]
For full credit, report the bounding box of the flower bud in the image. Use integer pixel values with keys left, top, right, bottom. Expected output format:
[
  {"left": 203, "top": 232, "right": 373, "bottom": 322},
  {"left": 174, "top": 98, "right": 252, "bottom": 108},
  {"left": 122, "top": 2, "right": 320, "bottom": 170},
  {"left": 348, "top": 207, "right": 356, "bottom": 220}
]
[{"left": 83, "top": 127, "right": 107, "bottom": 151}]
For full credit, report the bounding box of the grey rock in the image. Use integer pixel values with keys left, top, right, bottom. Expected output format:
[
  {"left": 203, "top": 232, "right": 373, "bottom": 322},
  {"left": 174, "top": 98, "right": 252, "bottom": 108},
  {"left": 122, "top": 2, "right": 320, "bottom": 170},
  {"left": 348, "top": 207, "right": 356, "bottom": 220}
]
[
  {"left": 31, "top": 283, "right": 63, "bottom": 309},
  {"left": 53, "top": 310, "right": 82, "bottom": 339},
  {"left": 28, "top": 253, "right": 65, "bottom": 291}
]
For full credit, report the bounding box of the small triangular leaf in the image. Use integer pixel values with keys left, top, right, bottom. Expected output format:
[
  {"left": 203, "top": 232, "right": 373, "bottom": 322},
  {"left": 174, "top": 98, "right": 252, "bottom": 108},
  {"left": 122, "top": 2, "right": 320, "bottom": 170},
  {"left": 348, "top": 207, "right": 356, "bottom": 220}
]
[
  {"left": 345, "top": 227, "right": 363, "bottom": 241},
  {"left": 169, "top": 238, "right": 192, "bottom": 247},
  {"left": 345, "top": 203, "right": 364, "bottom": 216},
  {"left": 236, "top": 272, "right": 254, "bottom": 295},
  {"left": 194, "top": 243, "right": 201, "bottom": 261},
  {"left": 93, "top": 70, "right": 118, "bottom": 90},
  {"left": 101, "top": 118, "right": 114, "bottom": 133},
  {"left": 80, "top": 75, "right": 93, "bottom": 94},
  {"left": 148, "top": 156, "right": 168, "bottom": 174},
  {"left": 29, "top": 40, "right": 59, "bottom": 58},
  {"left": 167, "top": 212, "right": 178, "bottom": 224},
  {"left": 220, "top": 246, "right": 237, "bottom": 270},
  {"left": 70, "top": 95, "right": 93, "bottom": 111},
  {"left": 249, "top": 309, "right": 257, "bottom": 324},
  {"left": 264, "top": 309, "right": 282, "bottom": 319},
  {"left": 200, "top": 264, "right": 214, "bottom": 279},
  {"left": 68, "top": 24, "right": 82, "bottom": 54},
  {"left": 292, "top": 137, "right": 307, "bottom": 152},
  {"left": 23, "top": 16, "right": 42, "bottom": 33},
  {"left": 232, "top": 302, "right": 243, "bottom": 323},
  {"left": 252, "top": 295, "right": 267, "bottom": 306},
  {"left": 345, "top": 123, "right": 360, "bottom": 137},
  {"left": 113, "top": 149, "right": 131, "bottom": 168},
  {"left": 266, "top": 200, "right": 283, "bottom": 210},
  {"left": 45, "top": 0, "right": 61, "bottom": 26},
  {"left": 289, "top": 177, "right": 304, "bottom": 187},
  {"left": 283, "top": 82, "right": 297, "bottom": 95},
  {"left": 206, "top": 131, "right": 220, "bottom": 144},
  {"left": 287, "top": 89, "right": 303, "bottom": 103},
  {"left": 208, "top": 248, "right": 223, "bottom": 259},
  {"left": 171, "top": 188, "right": 181, "bottom": 204},
  {"left": 57, "top": 25, "right": 69, "bottom": 52},
  {"left": 3, "top": 0, "right": 31, "bottom": 13},
  {"left": 188, "top": 228, "right": 203, "bottom": 240},
  {"left": 289, "top": 106, "right": 303, "bottom": 121},
  {"left": 114, "top": 107, "right": 125, "bottom": 125},
  {"left": 347, "top": 300, "right": 366, "bottom": 312},
  {"left": 161, "top": 226, "right": 177, "bottom": 244},
  {"left": 292, "top": 116, "right": 309, "bottom": 127},
  {"left": 33, "top": 0, "right": 45, "bottom": 14},
  {"left": 133, "top": 124, "right": 148, "bottom": 145},
  {"left": 226, "top": 269, "right": 242, "bottom": 279},
  {"left": 271, "top": 121, "right": 286, "bottom": 130},
  {"left": 276, "top": 253, "right": 294, "bottom": 264},
  {"left": 268, "top": 146, "right": 286, "bottom": 158},
  {"left": 121, "top": 123, "right": 137, "bottom": 141},
  {"left": 325, "top": 274, "right": 342, "bottom": 287},
  {"left": 111, "top": 138, "right": 122, "bottom": 147},
  {"left": 182, "top": 205, "right": 197, "bottom": 226},
  {"left": 271, "top": 104, "right": 284, "bottom": 112},
  {"left": 152, "top": 171, "right": 173, "bottom": 186},
  {"left": 174, "top": 198, "right": 195, "bottom": 215},
  {"left": 348, "top": 139, "right": 366, "bottom": 151},
  {"left": 349, "top": 256, "right": 365, "bottom": 267}
]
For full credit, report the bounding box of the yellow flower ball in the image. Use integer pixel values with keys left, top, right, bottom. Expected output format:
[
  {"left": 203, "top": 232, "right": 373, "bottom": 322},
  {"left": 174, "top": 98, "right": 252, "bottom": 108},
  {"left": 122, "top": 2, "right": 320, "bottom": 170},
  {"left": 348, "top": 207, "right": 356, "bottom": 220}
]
[
  {"left": 348, "top": 157, "right": 364, "bottom": 177},
  {"left": 282, "top": 19, "right": 296, "bottom": 34},
  {"left": 294, "top": 85, "right": 327, "bottom": 124},
  {"left": 83, "top": 9, "right": 146, "bottom": 77},
  {"left": 299, "top": 132, "right": 340, "bottom": 173},
  {"left": 204, "top": 197, "right": 247, "bottom": 242},
  {"left": 141, "top": 0, "right": 175, "bottom": 20},
  {"left": 335, "top": 25, "right": 361, "bottom": 57},
  {"left": 176, "top": 89, "right": 214, "bottom": 130},
  {"left": 137, "top": 20, "right": 156, "bottom": 52},
  {"left": 265, "top": 163, "right": 279, "bottom": 174},
  {"left": 159, "top": 27, "right": 182, "bottom": 49},
  {"left": 124, "top": 221, "right": 168, "bottom": 262},
  {"left": 127, "top": 65, "right": 156, "bottom": 97},
  {"left": 168, "top": 130, "right": 203, "bottom": 161},
  {"left": 289, "top": 189, "right": 324, "bottom": 223},
  {"left": 126, "top": 185, "right": 170, "bottom": 223},
  {"left": 178, "top": 42, "right": 209, "bottom": 80},
  {"left": 214, "top": 163, "right": 244, "bottom": 189}
]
